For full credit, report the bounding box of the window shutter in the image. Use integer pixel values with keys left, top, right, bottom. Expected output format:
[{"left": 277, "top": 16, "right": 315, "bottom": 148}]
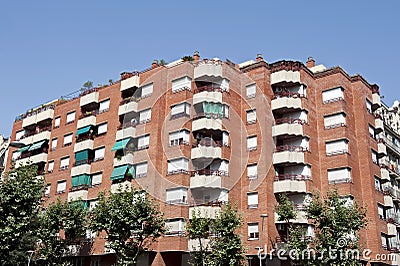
[
  {"left": 172, "top": 77, "right": 191, "bottom": 92},
  {"left": 141, "top": 83, "right": 153, "bottom": 97},
  {"left": 51, "top": 138, "right": 58, "bottom": 150},
  {"left": 138, "top": 135, "right": 150, "bottom": 149},
  {"left": 247, "top": 164, "right": 258, "bottom": 178},
  {"left": 16, "top": 130, "right": 25, "bottom": 140},
  {"left": 91, "top": 173, "right": 102, "bottom": 186},
  {"left": 63, "top": 134, "right": 72, "bottom": 145},
  {"left": 66, "top": 111, "right": 76, "bottom": 123},
  {"left": 54, "top": 117, "right": 60, "bottom": 128},
  {"left": 135, "top": 162, "right": 148, "bottom": 177},
  {"left": 60, "top": 157, "right": 70, "bottom": 168},
  {"left": 247, "top": 109, "right": 256, "bottom": 123},
  {"left": 327, "top": 168, "right": 351, "bottom": 183},
  {"left": 94, "top": 147, "right": 105, "bottom": 161},
  {"left": 247, "top": 136, "right": 257, "bottom": 150},
  {"left": 246, "top": 84, "right": 256, "bottom": 98},
  {"left": 99, "top": 99, "right": 110, "bottom": 112},
  {"left": 57, "top": 181, "right": 66, "bottom": 192},
  {"left": 322, "top": 87, "right": 344, "bottom": 103},
  {"left": 97, "top": 123, "right": 108, "bottom": 135},
  {"left": 324, "top": 113, "right": 346, "bottom": 128},
  {"left": 248, "top": 193, "right": 258, "bottom": 207},
  {"left": 139, "top": 109, "right": 152, "bottom": 123},
  {"left": 166, "top": 188, "right": 187, "bottom": 203},
  {"left": 47, "top": 161, "right": 54, "bottom": 172},
  {"left": 171, "top": 103, "right": 185, "bottom": 116}
]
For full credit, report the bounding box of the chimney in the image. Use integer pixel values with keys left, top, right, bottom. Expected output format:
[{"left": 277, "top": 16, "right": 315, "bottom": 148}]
[
  {"left": 193, "top": 51, "right": 200, "bottom": 61},
  {"left": 152, "top": 60, "right": 159, "bottom": 69},
  {"left": 306, "top": 57, "right": 315, "bottom": 68},
  {"left": 256, "top": 53, "right": 263, "bottom": 62}
]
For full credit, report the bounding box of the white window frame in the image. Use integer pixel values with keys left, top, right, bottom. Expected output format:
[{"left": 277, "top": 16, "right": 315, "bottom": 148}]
[
  {"left": 54, "top": 117, "right": 61, "bottom": 128},
  {"left": 66, "top": 111, "right": 76, "bottom": 124},
  {"left": 56, "top": 180, "right": 67, "bottom": 194},
  {"left": 97, "top": 122, "right": 108, "bottom": 135},
  {"left": 247, "top": 192, "right": 258, "bottom": 208},
  {"left": 246, "top": 84, "right": 256, "bottom": 98},
  {"left": 91, "top": 172, "right": 103, "bottom": 186},
  {"left": 137, "top": 134, "right": 150, "bottom": 150},
  {"left": 248, "top": 223, "right": 259, "bottom": 239},
  {"left": 172, "top": 76, "right": 191, "bottom": 93},
  {"left": 99, "top": 99, "right": 110, "bottom": 113},
  {"left": 322, "top": 87, "right": 344, "bottom": 104},
  {"left": 324, "top": 113, "right": 346, "bottom": 129},
  {"left": 139, "top": 108, "right": 152, "bottom": 124},
  {"left": 167, "top": 157, "right": 189, "bottom": 175},
  {"left": 47, "top": 161, "right": 54, "bottom": 173},
  {"left": 247, "top": 164, "right": 258, "bottom": 180},
  {"left": 16, "top": 130, "right": 25, "bottom": 141},
  {"left": 94, "top": 147, "right": 105, "bottom": 161},
  {"left": 246, "top": 109, "right": 257, "bottom": 124},
  {"left": 63, "top": 133, "right": 73, "bottom": 146},
  {"left": 247, "top": 135, "right": 257, "bottom": 151},
  {"left": 166, "top": 187, "right": 188, "bottom": 204},
  {"left": 45, "top": 184, "right": 51, "bottom": 197},
  {"left": 141, "top": 83, "right": 153, "bottom": 98},
  {"left": 135, "top": 162, "right": 148, "bottom": 178},
  {"left": 169, "top": 130, "right": 190, "bottom": 146},
  {"left": 165, "top": 218, "right": 186, "bottom": 236},
  {"left": 60, "top": 157, "right": 70, "bottom": 170}
]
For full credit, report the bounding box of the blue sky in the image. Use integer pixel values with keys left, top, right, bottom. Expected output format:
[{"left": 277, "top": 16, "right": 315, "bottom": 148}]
[{"left": 1, "top": 1, "right": 399, "bottom": 136}]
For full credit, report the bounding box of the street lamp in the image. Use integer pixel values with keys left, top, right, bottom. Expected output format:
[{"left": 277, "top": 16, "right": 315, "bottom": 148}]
[{"left": 258, "top": 214, "right": 268, "bottom": 266}]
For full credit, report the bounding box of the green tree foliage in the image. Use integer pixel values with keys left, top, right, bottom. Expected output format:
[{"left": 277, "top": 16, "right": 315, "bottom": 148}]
[
  {"left": 81, "top": 80, "right": 93, "bottom": 91},
  {"left": 187, "top": 204, "right": 245, "bottom": 266},
  {"left": 279, "top": 189, "right": 368, "bottom": 266},
  {"left": 0, "top": 163, "right": 44, "bottom": 265},
  {"left": 181, "top": 56, "right": 194, "bottom": 62},
  {"left": 36, "top": 198, "right": 87, "bottom": 266},
  {"left": 90, "top": 188, "right": 165, "bottom": 265}
]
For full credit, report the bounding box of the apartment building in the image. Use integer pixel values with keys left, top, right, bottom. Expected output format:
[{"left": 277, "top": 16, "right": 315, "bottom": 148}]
[
  {"left": 0, "top": 135, "right": 10, "bottom": 178},
  {"left": 4, "top": 52, "right": 398, "bottom": 266}
]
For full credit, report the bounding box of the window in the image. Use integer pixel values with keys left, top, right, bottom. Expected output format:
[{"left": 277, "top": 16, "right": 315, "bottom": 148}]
[
  {"left": 60, "top": 157, "right": 70, "bottom": 170},
  {"left": 246, "top": 84, "right": 256, "bottom": 98},
  {"left": 45, "top": 184, "right": 51, "bottom": 197},
  {"left": 165, "top": 218, "right": 185, "bottom": 235},
  {"left": 247, "top": 136, "right": 257, "bottom": 151},
  {"left": 94, "top": 147, "right": 105, "bottom": 161},
  {"left": 171, "top": 102, "right": 190, "bottom": 119},
  {"left": 223, "top": 104, "right": 229, "bottom": 119},
  {"left": 378, "top": 204, "right": 385, "bottom": 220},
  {"left": 56, "top": 180, "right": 66, "bottom": 194},
  {"left": 221, "top": 78, "right": 229, "bottom": 92},
  {"left": 12, "top": 151, "right": 20, "bottom": 161},
  {"left": 369, "top": 124, "right": 375, "bottom": 138},
  {"left": 247, "top": 192, "right": 258, "bottom": 208},
  {"left": 372, "top": 150, "right": 378, "bottom": 164},
  {"left": 139, "top": 109, "right": 151, "bottom": 123},
  {"left": 63, "top": 133, "right": 73, "bottom": 146},
  {"left": 141, "top": 83, "right": 153, "bottom": 98},
  {"left": 135, "top": 162, "right": 148, "bottom": 178},
  {"left": 169, "top": 130, "right": 190, "bottom": 146},
  {"left": 137, "top": 134, "right": 150, "bottom": 150},
  {"left": 91, "top": 172, "right": 102, "bottom": 186},
  {"left": 222, "top": 131, "right": 229, "bottom": 146},
  {"left": 324, "top": 113, "right": 346, "bottom": 129},
  {"left": 366, "top": 99, "right": 372, "bottom": 113},
  {"left": 248, "top": 223, "right": 259, "bottom": 239},
  {"left": 172, "top": 76, "right": 191, "bottom": 93},
  {"left": 66, "top": 111, "right": 76, "bottom": 124},
  {"left": 375, "top": 177, "right": 381, "bottom": 191},
  {"left": 97, "top": 122, "right": 107, "bottom": 135},
  {"left": 47, "top": 161, "right": 54, "bottom": 173},
  {"left": 381, "top": 234, "right": 388, "bottom": 249},
  {"left": 247, "top": 164, "right": 258, "bottom": 180},
  {"left": 166, "top": 187, "right": 187, "bottom": 204},
  {"left": 167, "top": 158, "right": 189, "bottom": 175},
  {"left": 327, "top": 167, "right": 351, "bottom": 184},
  {"left": 246, "top": 109, "right": 256, "bottom": 124},
  {"left": 51, "top": 138, "right": 58, "bottom": 150},
  {"left": 99, "top": 99, "right": 110, "bottom": 113},
  {"left": 326, "top": 139, "right": 349, "bottom": 156},
  {"left": 54, "top": 117, "right": 61, "bottom": 128},
  {"left": 15, "top": 130, "right": 25, "bottom": 141},
  {"left": 322, "top": 87, "right": 344, "bottom": 104}
]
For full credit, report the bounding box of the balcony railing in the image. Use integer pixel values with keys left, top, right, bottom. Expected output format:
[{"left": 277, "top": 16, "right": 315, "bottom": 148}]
[
  {"left": 20, "top": 126, "right": 52, "bottom": 139},
  {"left": 189, "top": 199, "right": 227, "bottom": 207},
  {"left": 275, "top": 145, "right": 309, "bottom": 152},
  {"left": 274, "top": 174, "right": 311, "bottom": 181},
  {"left": 167, "top": 169, "right": 189, "bottom": 176},
  {"left": 193, "top": 112, "right": 224, "bottom": 120},
  {"left": 193, "top": 85, "right": 225, "bottom": 94},
  {"left": 192, "top": 139, "right": 225, "bottom": 148},
  {"left": 69, "top": 184, "right": 91, "bottom": 192},
  {"left": 15, "top": 104, "right": 56, "bottom": 121},
  {"left": 273, "top": 92, "right": 306, "bottom": 99},
  {"left": 190, "top": 169, "right": 229, "bottom": 177},
  {"left": 79, "top": 110, "right": 98, "bottom": 119},
  {"left": 119, "top": 96, "right": 141, "bottom": 106},
  {"left": 275, "top": 118, "right": 307, "bottom": 125},
  {"left": 73, "top": 159, "right": 93, "bottom": 166}
]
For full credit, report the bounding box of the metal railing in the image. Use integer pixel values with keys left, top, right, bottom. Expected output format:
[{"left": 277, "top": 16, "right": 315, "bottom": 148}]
[
  {"left": 275, "top": 145, "right": 309, "bottom": 152},
  {"left": 274, "top": 174, "right": 311, "bottom": 181}
]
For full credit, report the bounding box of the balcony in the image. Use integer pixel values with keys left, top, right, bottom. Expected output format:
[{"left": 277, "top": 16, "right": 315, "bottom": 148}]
[
  {"left": 190, "top": 173, "right": 222, "bottom": 189},
  {"left": 22, "top": 108, "right": 55, "bottom": 128},
  {"left": 118, "top": 100, "right": 138, "bottom": 116},
  {"left": 272, "top": 118, "right": 306, "bottom": 137},
  {"left": 388, "top": 223, "right": 397, "bottom": 236},
  {"left": 273, "top": 146, "right": 308, "bottom": 165},
  {"left": 273, "top": 177, "right": 308, "bottom": 194},
  {"left": 191, "top": 145, "right": 222, "bottom": 160},
  {"left": 271, "top": 94, "right": 304, "bottom": 111},
  {"left": 193, "top": 87, "right": 223, "bottom": 105},
  {"left": 192, "top": 117, "right": 222, "bottom": 131},
  {"left": 71, "top": 164, "right": 91, "bottom": 176},
  {"left": 74, "top": 139, "right": 94, "bottom": 153},
  {"left": 384, "top": 195, "right": 394, "bottom": 207},
  {"left": 375, "top": 114, "right": 384, "bottom": 134},
  {"left": 116, "top": 124, "right": 136, "bottom": 141},
  {"left": 372, "top": 93, "right": 381, "bottom": 110},
  {"left": 194, "top": 61, "right": 223, "bottom": 81},
  {"left": 275, "top": 210, "right": 308, "bottom": 224},
  {"left": 80, "top": 90, "right": 99, "bottom": 107},
  {"left": 381, "top": 165, "right": 390, "bottom": 181},
  {"left": 270, "top": 70, "right": 300, "bottom": 85},
  {"left": 120, "top": 75, "right": 140, "bottom": 92},
  {"left": 114, "top": 153, "right": 134, "bottom": 167},
  {"left": 20, "top": 128, "right": 52, "bottom": 146},
  {"left": 16, "top": 153, "right": 48, "bottom": 168},
  {"left": 68, "top": 189, "right": 88, "bottom": 202},
  {"left": 111, "top": 180, "right": 132, "bottom": 194},
  {"left": 77, "top": 114, "right": 96, "bottom": 129},
  {"left": 189, "top": 205, "right": 222, "bottom": 219}
]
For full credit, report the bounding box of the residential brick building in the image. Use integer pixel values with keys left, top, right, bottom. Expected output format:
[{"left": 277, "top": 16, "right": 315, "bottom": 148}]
[{"left": 5, "top": 52, "right": 399, "bottom": 266}]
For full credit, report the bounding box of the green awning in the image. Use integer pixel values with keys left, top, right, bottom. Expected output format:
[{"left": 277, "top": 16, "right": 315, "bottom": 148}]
[
  {"left": 111, "top": 138, "right": 130, "bottom": 151},
  {"left": 18, "top": 145, "right": 31, "bottom": 153},
  {"left": 72, "top": 174, "right": 91, "bottom": 187},
  {"left": 110, "top": 165, "right": 133, "bottom": 181},
  {"left": 76, "top": 125, "right": 92, "bottom": 136},
  {"left": 28, "top": 140, "right": 46, "bottom": 151},
  {"left": 75, "top": 150, "right": 89, "bottom": 162}
]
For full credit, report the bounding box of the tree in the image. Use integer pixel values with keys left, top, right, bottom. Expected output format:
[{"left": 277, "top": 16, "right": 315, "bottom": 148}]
[
  {"left": 90, "top": 188, "right": 165, "bottom": 265},
  {"left": 187, "top": 203, "right": 245, "bottom": 266},
  {"left": 0, "top": 163, "right": 44, "bottom": 265},
  {"left": 81, "top": 80, "right": 93, "bottom": 91},
  {"left": 279, "top": 189, "right": 368, "bottom": 266},
  {"left": 181, "top": 56, "right": 194, "bottom": 62},
  {"left": 36, "top": 198, "right": 87, "bottom": 266}
]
